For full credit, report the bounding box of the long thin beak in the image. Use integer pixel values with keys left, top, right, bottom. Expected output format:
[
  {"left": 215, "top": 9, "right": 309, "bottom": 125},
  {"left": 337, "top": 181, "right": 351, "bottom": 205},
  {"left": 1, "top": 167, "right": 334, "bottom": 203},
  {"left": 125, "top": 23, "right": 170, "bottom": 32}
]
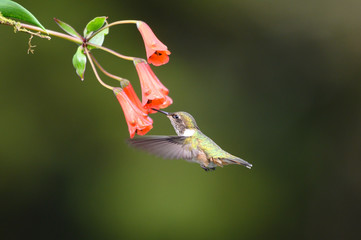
[{"left": 151, "top": 108, "right": 169, "bottom": 115}]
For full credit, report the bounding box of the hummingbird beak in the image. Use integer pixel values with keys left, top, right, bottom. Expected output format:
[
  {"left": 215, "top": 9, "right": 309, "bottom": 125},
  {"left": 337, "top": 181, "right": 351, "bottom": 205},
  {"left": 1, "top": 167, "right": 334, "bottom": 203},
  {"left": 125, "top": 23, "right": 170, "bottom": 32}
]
[{"left": 151, "top": 108, "right": 169, "bottom": 115}]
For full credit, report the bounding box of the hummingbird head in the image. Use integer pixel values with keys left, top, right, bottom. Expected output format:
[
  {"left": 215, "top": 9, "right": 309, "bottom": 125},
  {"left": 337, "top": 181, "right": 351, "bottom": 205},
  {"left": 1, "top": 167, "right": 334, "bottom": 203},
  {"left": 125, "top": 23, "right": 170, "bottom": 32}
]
[{"left": 152, "top": 109, "right": 199, "bottom": 136}]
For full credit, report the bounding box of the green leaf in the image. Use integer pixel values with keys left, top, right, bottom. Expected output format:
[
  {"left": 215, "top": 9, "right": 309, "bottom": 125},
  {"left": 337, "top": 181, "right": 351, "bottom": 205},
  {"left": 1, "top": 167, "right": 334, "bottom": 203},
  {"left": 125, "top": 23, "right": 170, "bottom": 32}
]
[
  {"left": 54, "top": 18, "right": 82, "bottom": 39},
  {"left": 83, "top": 16, "right": 107, "bottom": 37},
  {"left": 87, "top": 27, "right": 109, "bottom": 48},
  {"left": 0, "top": 0, "right": 46, "bottom": 31},
  {"left": 83, "top": 16, "right": 109, "bottom": 49},
  {"left": 72, "top": 46, "right": 87, "bottom": 80}
]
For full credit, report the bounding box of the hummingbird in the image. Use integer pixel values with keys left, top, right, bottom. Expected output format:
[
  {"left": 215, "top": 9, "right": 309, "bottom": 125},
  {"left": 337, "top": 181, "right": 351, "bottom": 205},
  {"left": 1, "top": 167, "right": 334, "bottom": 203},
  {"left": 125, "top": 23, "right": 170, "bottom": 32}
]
[{"left": 127, "top": 109, "right": 252, "bottom": 171}]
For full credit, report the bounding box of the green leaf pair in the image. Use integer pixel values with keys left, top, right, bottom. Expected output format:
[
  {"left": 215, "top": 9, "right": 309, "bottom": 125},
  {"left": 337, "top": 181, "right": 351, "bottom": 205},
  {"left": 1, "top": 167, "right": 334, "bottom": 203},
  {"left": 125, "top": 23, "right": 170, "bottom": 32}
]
[
  {"left": 54, "top": 16, "right": 109, "bottom": 80},
  {"left": 0, "top": 0, "right": 46, "bottom": 31}
]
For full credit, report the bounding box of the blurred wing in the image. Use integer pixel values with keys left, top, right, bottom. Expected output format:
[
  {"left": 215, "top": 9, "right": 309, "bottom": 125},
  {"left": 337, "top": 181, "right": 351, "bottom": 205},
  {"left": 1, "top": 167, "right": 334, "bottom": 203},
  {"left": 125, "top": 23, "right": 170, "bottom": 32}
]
[{"left": 127, "top": 136, "right": 198, "bottom": 160}]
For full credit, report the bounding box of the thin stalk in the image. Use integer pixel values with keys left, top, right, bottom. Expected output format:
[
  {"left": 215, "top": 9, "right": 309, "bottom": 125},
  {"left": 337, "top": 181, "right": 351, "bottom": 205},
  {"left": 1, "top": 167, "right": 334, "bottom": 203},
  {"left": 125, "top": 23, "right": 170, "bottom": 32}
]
[
  {"left": 84, "top": 47, "right": 114, "bottom": 91},
  {"left": 87, "top": 20, "right": 138, "bottom": 42},
  {"left": 87, "top": 42, "right": 136, "bottom": 61},
  {"left": 89, "top": 53, "right": 129, "bottom": 83}
]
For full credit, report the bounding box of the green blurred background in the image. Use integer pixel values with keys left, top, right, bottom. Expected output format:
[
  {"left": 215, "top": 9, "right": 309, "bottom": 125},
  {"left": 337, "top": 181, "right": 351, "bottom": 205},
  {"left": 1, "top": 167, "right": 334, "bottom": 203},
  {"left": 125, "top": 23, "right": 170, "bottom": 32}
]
[{"left": 1, "top": 0, "right": 360, "bottom": 239}]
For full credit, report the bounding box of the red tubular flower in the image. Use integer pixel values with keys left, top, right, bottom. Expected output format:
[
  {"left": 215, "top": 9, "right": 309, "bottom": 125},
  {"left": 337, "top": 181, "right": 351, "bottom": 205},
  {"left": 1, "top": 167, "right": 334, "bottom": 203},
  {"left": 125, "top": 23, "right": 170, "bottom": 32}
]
[
  {"left": 122, "top": 82, "right": 148, "bottom": 114},
  {"left": 137, "top": 21, "right": 171, "bottom": 66},
  {"left": 134, "top": 59, "right": 173, "bottom": 113},
  {"left": 114, "top": 86, "right": 153, "bottom": 138}
]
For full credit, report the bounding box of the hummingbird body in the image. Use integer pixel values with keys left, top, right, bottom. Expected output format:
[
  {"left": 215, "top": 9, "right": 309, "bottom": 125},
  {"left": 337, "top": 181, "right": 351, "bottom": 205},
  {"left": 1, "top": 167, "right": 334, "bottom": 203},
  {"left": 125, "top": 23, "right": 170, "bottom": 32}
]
[{"left": 128, "top": 110, "right": 252, "bottom": 171}]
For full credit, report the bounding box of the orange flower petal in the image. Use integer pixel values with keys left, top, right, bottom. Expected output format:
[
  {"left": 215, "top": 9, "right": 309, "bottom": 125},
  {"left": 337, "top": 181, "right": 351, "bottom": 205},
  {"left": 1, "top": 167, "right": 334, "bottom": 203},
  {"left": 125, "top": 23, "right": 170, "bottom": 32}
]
[
  {"left": 148, "top": 96, "right": 173, "bottom": 114},
  {"left": 148, "top": 50, "right": 171, "bottom": 66}
]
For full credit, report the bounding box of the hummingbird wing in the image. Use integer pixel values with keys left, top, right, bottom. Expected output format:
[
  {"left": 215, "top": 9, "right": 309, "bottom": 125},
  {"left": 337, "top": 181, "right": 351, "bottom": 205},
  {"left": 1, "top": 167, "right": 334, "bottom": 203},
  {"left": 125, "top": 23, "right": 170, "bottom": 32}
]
[{"left": 127, "top": 136, "right": 198, "bottom": 160}]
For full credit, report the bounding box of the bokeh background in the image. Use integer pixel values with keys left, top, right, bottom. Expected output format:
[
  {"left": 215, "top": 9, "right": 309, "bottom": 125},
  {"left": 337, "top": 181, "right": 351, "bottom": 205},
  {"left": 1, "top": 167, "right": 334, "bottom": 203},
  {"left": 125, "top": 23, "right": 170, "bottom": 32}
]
[{"left": 1, "top": 0, "right": 360, "bottom": 239}]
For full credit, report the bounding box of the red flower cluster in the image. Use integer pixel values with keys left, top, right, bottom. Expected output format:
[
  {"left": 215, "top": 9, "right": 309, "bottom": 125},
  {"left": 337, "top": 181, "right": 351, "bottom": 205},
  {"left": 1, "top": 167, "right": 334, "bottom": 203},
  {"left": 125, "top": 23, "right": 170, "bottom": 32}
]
[{"left": 115, "top": 22, "right": 172, "bottom": 138}]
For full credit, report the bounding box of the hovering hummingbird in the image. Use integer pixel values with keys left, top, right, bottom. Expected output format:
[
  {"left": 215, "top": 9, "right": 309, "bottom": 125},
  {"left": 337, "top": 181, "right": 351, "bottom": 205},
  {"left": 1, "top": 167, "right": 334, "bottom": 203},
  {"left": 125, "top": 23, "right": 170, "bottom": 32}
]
[{"left": 127, "top": 109, "right": 252, "bottom": 171}]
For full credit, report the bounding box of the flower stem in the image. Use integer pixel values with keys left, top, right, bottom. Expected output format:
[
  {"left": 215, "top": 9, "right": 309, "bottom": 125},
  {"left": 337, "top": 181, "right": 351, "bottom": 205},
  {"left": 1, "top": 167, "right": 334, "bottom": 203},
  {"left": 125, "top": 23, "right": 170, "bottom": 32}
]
[
  {"left": 84, "top": 47, "right": 114, "bottom": 91},
  {"left": 87, "top": 43, "right": 136, "bottom": 61},
  {"left": 87, "top": 20, "right": 138, "bottom": 42},
  {"left": 89, "top": 53, "right": 130, "bottom": 87}
]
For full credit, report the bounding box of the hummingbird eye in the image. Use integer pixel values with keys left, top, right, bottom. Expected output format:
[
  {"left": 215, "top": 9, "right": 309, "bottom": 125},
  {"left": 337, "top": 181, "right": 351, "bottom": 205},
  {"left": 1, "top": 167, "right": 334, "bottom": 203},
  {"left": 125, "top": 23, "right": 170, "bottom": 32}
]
[{"left": 172, "top": 114, "right": 179, "bottom": 119}]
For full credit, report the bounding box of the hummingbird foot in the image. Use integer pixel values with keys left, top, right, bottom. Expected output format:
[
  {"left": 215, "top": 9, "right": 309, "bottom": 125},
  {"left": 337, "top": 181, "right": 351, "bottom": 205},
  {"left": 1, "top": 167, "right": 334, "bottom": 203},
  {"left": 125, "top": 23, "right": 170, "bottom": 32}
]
[{"left": 200, "top": 165, "right": 209, "bottom": 171}]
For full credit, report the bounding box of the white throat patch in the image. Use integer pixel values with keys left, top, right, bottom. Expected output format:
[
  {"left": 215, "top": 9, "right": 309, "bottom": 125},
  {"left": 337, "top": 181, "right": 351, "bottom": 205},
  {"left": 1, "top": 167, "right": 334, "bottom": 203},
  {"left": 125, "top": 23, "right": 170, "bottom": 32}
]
[{"left": 182, "top": 129, "right": 195, "bottom": 136}]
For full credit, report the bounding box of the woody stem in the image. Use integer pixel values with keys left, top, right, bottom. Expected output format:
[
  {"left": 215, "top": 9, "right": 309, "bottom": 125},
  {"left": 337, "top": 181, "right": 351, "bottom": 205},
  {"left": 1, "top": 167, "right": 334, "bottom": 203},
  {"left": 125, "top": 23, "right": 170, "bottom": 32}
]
[{"left": 19, "top": 23, "right": 82, "bottom": 44}]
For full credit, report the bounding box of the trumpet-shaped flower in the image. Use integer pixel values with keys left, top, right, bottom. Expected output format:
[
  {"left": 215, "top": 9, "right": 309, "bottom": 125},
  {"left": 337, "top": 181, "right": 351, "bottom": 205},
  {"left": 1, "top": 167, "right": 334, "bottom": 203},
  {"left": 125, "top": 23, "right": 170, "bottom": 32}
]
[
  {"left": 137, "top": 21, "right": 171, "bottom": 66},
  {"left": 114, "top": 86, "right": 153, "bottom": 138},
  {"left": 134, "top": 59, "right": 172, "bottom": 113},
  {"left": 122, "top": 82, "right": 148, "bottom": 114}
]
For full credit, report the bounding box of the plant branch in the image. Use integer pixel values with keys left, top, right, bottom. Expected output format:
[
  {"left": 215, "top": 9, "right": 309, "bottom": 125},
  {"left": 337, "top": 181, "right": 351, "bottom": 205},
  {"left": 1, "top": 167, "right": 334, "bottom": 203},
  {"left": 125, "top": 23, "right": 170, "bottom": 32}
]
[
  {"left": 1, "top": 19, "right": 138, "bottom": 61},
  {"left": 20, "top": 23, "right": 82, "bottom": 44}
]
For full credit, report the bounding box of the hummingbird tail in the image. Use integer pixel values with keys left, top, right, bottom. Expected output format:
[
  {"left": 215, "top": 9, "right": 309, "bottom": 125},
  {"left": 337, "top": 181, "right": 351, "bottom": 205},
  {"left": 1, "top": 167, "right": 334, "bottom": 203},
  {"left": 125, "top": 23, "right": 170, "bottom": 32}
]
[{"left": 223, "top": 158, "right": 252, "bottom": 169}]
